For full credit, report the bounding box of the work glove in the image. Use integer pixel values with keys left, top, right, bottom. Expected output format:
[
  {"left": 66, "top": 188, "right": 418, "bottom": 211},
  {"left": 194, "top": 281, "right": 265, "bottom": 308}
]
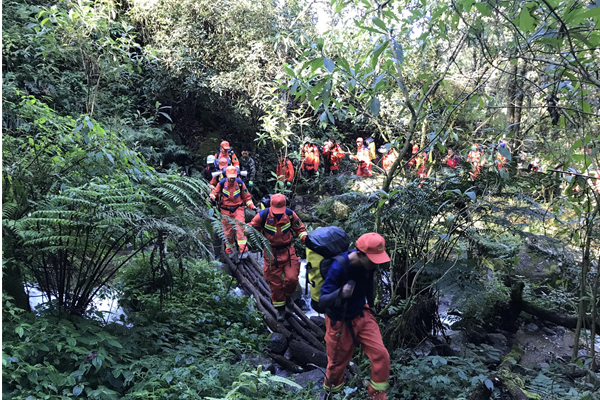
[
  {"left": 286, "top": 181, "right": 291, "bottom": 187},
  {"left": 248, "top": 181, "right": 253, "bottom": 187}
]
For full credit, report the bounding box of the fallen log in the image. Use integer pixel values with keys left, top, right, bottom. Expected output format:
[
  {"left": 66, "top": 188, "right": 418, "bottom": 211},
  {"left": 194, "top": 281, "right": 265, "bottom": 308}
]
[
  {"left": 221, "top": 251, "right": 290, "bottom": 336},
  {"left": 470, "top": 346, "right": 528, "bottom": 400},
  {"left": 287, "top": 314, "right": 327, "bottom": 352},
  {"left": 268, "top": 352, "right": 303, "bottom": 373},
  {"left": 289, "top": 339, "right": 328, "bottom": 369},
  {"left": 511, "top": 282, "right": 600, "bottom": 332}
]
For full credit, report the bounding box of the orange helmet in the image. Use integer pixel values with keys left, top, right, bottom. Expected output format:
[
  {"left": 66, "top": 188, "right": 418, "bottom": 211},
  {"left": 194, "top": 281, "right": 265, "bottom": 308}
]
[
  {"left": 218, "top": 157, "right": 229, "bottom": 169},
  {"left": 225, "top": 166, "right": 238, "bottom": 178}
]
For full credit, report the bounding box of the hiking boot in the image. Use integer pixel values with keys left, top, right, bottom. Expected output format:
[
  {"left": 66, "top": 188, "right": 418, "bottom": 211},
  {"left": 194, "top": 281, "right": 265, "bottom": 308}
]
[
  {"left": 285, "top": 298, "right": 295, "bottom": 313},
  {"left": 276, "top": 307, "right": 286, "bottom": 322}
]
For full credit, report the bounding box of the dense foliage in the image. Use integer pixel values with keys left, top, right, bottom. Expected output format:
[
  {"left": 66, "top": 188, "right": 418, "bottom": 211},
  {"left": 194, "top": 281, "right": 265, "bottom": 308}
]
[{"left": 3, "top": 0, "right": 600, "bottom": 398}]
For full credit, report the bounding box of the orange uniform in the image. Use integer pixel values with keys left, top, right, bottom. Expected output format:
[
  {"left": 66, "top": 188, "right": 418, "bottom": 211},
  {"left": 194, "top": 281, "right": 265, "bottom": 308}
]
[
  {"left": 467, "top": 146, "right": 484, "bottom": 179},
  {"left": 356, "top": 146, "right": 372, "bottom": 177},
  {"left": 214, "top": 150, "right": 240, "bottom": 168},
  {"left": 323, "top": 142, "right": 345, "bottom": 172},
  {"left": 210, "top": 173, "right": 255, "bottom": 254},
  {"left": 417, "top": 152, "right": 428, "bottom": 179},
  {"left": 381, "top": 151, "right": 397, "bottom": 174},
  {"left": 408, "top": 144, "right": 419, "bottom": 168},
  {"left": 249, "top": 199, "right": 307, "bottom": 308},
  {"left": 301, "top": 143, "right": 320, "bottom": 172},
  {"left": 276, "top": 158, "right": 294, "bottom": 183}
]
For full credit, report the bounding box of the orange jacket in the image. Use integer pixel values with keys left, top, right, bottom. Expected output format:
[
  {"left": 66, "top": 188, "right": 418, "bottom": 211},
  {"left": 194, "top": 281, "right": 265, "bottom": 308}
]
[
  {"left": 249, "top": 207, "right": 307, "bottom": 247},
  {"left": 277, "top": 158, "right": 295, "bottom": 183},
  {"left": 323, "top": 142, "right": 345, "bottom": 171},
  {"left": 215, "top": 150, "right": 240, "bottom": 168},
  {"left": 382, "top": 151, "right": 397, "bottom": 173},
  {"left": 210, "top": 178, "right": 255, "bottom": 209},
  {"left": 356, "top": 146, "right": 372, "bottom": 166},
  {"left": 301, "top": 144, "right": 320, "bottom": 171}
]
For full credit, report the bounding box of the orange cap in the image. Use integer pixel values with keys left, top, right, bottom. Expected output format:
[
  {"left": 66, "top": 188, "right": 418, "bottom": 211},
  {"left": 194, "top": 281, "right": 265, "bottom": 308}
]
[
  {"left": 270, "top": 194, "right": 286, "bottom": 214},
  {"left": 218, "top": 157, "right": 229, "bottom": 169},
  {"left": 356, "top": 233, "right": 390, "bottom": 264},
  {"left": 225, "top": 166, "right": 237, "bottom": 178},
  {"left": 220, "top": 140, "right": 230, "bottom": 149}
]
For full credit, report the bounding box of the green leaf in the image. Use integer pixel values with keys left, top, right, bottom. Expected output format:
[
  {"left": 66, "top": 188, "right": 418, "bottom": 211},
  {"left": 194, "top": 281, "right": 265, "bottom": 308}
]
[
  {"left": 465, "top": 191, "right": 476, "bottom": 201},
  {"left": 484, "top": 379, "right": 494, "bottom": 390},
  {"left": 393, "top": 40, "right": 403, "bottom": 64},
  {"left": 15, "top": 326, "right": 24, "bottom": 338},
  {"left": 571, "top": 139, "right": 582, "bottom": 151},
  {"left": 370, "top": 97, "right": 380, "bottom": 116},
  {"left": 581, "top": 7, "right": 600, "bottom": 20},
  {"left": 323, "top": 57, "right": 335, "bottom": 73},
  {"left": 580, "top": 100, "right": 591, "bottom": 114},
  {"left": 371, "top": 41, "right": 388, "bottom": 68},
  {"left": 519, "top": 8, "right": 535, "bottom": 31},
  {"left": 336, "top": 57, "right": 351, "bottom": 72},
  {"left": 73, "top": 385, "right": 84, "bottom": 396},
  {"left": 306, "top": 57, "right": 324, "bottom": 72},
  {"left": 372, "top": 16, "right": 387, "bottom": 31},
  {"left": 498, "top": 147, "right": 511, "bottom": 161},
  {"left": 67, "top": 337, "right": 77, "bottom": 346},
  {"left": 474, "top": 3, "right": 491, "bottom": 17}
]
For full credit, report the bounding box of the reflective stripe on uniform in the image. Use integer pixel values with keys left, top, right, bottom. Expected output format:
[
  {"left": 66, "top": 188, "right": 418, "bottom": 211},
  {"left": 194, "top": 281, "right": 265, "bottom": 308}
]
[
  {"left": 237, "top": 240, "right": 247, "bottom": 246},
  {"left": 370, "top": 380, "right": 389, "bottom": 391},
  {"left": 246, "top": 201, "right": 253, "bottom": 207},
  {"left": 298, "top": 231, "right": 307, "bottom": 239},
  {"left": 273, "top": 301, "right": 285, "bottom": 307},
  {"left": 264, "top": 224, "right": 277, "bottom": 235},
  {"left": 233, "top": 189, "right": 241, "bottom": 198},
  {"left": 222, "top": 189, "right": 230, "bottom": 197},
  {"left": 323, "top": 382, "right": 344, "bottom": 392},
  {"left": 281, "top": 222, "right": 291, "bottom": 234}
]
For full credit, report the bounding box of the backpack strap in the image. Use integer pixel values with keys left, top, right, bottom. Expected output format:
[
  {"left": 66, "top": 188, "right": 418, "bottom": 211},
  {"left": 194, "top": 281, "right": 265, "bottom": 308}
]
[{"left": 260, "top": 208, "right": 270, "bottom": 227}]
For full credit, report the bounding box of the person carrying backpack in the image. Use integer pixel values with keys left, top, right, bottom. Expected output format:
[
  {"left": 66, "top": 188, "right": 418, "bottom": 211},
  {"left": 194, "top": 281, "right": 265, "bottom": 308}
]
[
  {"left": 248, "top": 194, "right": 308, "bottom": 321},
  {"left": 210, "top": 166, "right": 256, "bottom": 258},
  {"left": 214, "top": 140, "right": 240, "bottom": 168},
  {"left": 320, "top": 233, "right": 391, "bottom": 400}
]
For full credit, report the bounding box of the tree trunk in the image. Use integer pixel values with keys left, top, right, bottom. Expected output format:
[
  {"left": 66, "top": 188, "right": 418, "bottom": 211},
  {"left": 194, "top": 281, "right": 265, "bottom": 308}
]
[{"left": 2, "top": 263, "right": 31, "bottom": 311}]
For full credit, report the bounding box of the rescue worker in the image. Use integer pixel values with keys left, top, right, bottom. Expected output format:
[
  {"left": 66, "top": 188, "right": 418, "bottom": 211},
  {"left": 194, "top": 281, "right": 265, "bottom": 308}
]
[
  {"left": 210, "top": 157, "right": 231, "bottom": 187},
  {"left": 417, "top": 150, "right": 429, "bottom": 179},
  {"left": 276, "top": 156, "right": 294, "bottom": 187},
  {"left": 239, "top": 149, "right": 256, "bottom": 188},
  {"left": 210, "top": 166, "right": 256, "bottom": 257},
  {"left": 203, "top": 155, "right": 218, "bottom": 181},
  {"left": 467, "top": 143, "right": 485, "bottom": 180},
  {"left": 350, "top": 137, "right": 372, "bottom": 177},
  {"left": 322, "top": 138, "right": 345, "bottom": 175},
  {"left": 443, "top": 148, "right": 460, "bottom": 169},
  {"left": 496, "top": 142, "right": 507, "bottom": 171},
  {"left": 214, "top": 140, "right": 240, "bottom": 168},
  {"left": 379, "top": 145, "right": 397, "bottom": 174},
  {"left": 408, "top": 142, "right": 419, "bottom": 169},
  {"left": 320, "top": 233, "right": 391, "bottom": 400},
  {"left": 248, "top": 194, "right": 307, "bottom": 321},
  {"left": 301, "top": 139, "right": 320, "bottom": 178}
]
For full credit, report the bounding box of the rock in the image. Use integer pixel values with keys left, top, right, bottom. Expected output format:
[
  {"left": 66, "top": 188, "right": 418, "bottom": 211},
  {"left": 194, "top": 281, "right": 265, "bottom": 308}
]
[
  {"left": 541, "top": 327, "right": 556, "bottom": 336},
  {"left": 331, "top": 200, "right": 350, "bottom": 220},
  {"left": 293, "top": 367, "right": 326, "bottom": 388},
  {"left": 270, "top": 333, "right": 289, "bottom": 355},
  {"left": 488, "top": 333, "right": 508, "bottom": 347},
  {"left": 310, "top": 316, "right": 325, "bottom": 330},
  {"left": 555, "top": 326, "right": 566, "bottom": 336},
  {"left": 524, "top": 323, "right": 540, "bottom": 333},
  {"left": 414, "top": 340, "right": 435, "bottom": 357},
  {"left": 295, "top": 196, "right": 303, "bottom": 204}
]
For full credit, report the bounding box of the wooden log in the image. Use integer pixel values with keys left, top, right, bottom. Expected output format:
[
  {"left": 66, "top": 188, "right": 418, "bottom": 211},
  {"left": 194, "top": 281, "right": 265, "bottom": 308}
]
[
  {"left": 268, "top": 352, "right": 303, "bottom": 373},
  {"left": 291, "top": 303, "right": 326, "bottom": 340},
  {"left": 289, "top": 339, "right": 328, "bottom": 368},
  {"left": 221, "top": 252, "right": 291, "bottom": 336},
  {"left": 287, "top": 314, "right": 327, "bottom": 352},
  {"left": 511, "top": 282, "right": 600, "bottom": 332},
  {"left": 469, "top": 346, "right": 528, "bottom": 400}
]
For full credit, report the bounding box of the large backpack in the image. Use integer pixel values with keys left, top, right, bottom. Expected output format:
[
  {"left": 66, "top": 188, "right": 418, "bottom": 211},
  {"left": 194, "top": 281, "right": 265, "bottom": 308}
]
[{"left": 305, "top": 226, "right": 349, "bottom": 313}]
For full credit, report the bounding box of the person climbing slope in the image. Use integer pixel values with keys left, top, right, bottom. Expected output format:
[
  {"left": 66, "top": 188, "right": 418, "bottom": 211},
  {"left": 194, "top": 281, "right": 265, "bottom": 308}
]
[
  {"left": 322, "top": 138, "right": 345, "bottom": 175},
  {"left": 350, "top": 137, "right": 372, "bottom": 177},
  {"left": 210, "top": 166, "right": 256, "bottom": 258},
  {"left": 239, "top": 149, "right": 256, "bottom": 188},
  {"left": 301, "top": 139, "right": 320, "bottom": 178},
  {"left": 276, "top": 156, "right": 295, "bottom": 187},
  {"left": 320, "top": 233, "right": 391, "bottom": 400},
  {"left": 248, "top": 194, "right": 307, "bottom": 321},
  {"left": 214, "top": 140, "right": 240, "bottom": 168},
  {"left": 210, "top": 157, "right": 231, "bottom": 187}
]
